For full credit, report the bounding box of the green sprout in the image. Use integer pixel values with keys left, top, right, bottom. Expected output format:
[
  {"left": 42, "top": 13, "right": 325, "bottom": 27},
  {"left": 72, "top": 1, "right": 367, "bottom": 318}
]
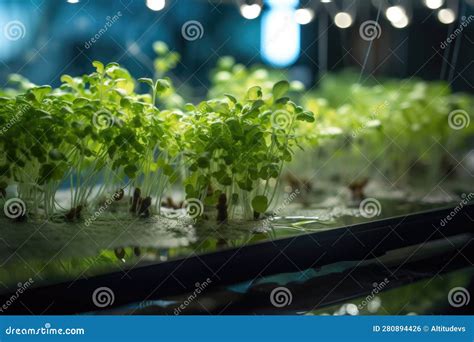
[{"left": 179, "top": 80, "right": 314, "bottom": 220}]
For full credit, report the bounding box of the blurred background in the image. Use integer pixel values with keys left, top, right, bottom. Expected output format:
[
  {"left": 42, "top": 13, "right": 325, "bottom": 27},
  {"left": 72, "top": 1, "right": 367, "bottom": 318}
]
[{"left": 0, "top": 0, "right": 473, "bottom": 97}]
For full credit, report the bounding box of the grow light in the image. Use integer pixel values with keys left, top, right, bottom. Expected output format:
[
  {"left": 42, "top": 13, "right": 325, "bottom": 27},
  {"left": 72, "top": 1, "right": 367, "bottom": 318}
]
[
  {"left": 438, "top": 8, "right": 456, "bottom": 24},
  {"left": 424, "top": 0, "right": 444, "bottom": 10},
  {"left": 391, "top": 15, "right": 409, "bottom": 28},
  {"left": 385, "top": 6, "right": 405, "bottom": 23},
  {"left": 295, "top": 8, "right": 314, "bottom": 25},
  {"left": 261, "top": 0, "right": 300, "bottom": 67},
  {"left": 240, "top": 4, "right": 262, "bottom": 19},
  {"left": 146, "top": 0, "right": 165, "bottom": 11},
  {"left": 385, "top": 5, "right": 409, "bottom": 29},
  {"left": 334, "top": 12, "right": 353, "bottom": 29}
]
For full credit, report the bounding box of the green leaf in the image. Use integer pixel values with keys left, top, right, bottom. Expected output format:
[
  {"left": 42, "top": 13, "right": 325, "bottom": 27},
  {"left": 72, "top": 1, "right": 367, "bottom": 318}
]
[
  {"left": 225, "top": 118, "right": 243, "bottom": 137},
  {"left": 138, "top": 78, "right": 154, "bottom": 88},
  {"left": 185, "top": 184, "right": 195, "bottom": 197},
  {"left": 247, "top": 86, "right": 262, "bottom": 101},
  {"left": 252, "top": 195, "right": 268, "bottom": 213},
  {"left": 38, "top": 163, "right": 56, "bottom": 184},
  {"left": 224, "top": 94, "right": 237, "bottom": 104},
  {"left": 60, "top": 75, "right": 74, "bottom": 85},
  {"left": 29, "top": 86, "right": 52, "bottom": 102},
  {"left": 296, "top": 111, "right": 315, "bottom": 122},
  {"left": 155, "top": 79, "right": 170, "bottom": 93},
  {"left": 153, "top": 41, "right": 169, "bottom": 55},
  {"left": 237, "top": 177, "right": 253, "bottom": 191},
  {"left": 197, "top": 156, "right": 210, "bottom": 168},
  {"left": 250, "top": 99, "right": 265, "bottom": 111},
  {"left": 124, "top": 164, "right": 138, "bottom": 179},
  {"left": 163, "top": 164, "right": 174, "bottom": 176},
  {"left": 92, "top": 61, "right": 105, "bottom": 74},
  {"left": 275, "top": 97, "right": 290, "bottom": 105},
  {"left": 72, "top": 97, "right": 89, "bottom": 107},
  {"left": 105, "top": 62, "right": 120, "bottom": 72},
  {"left": 272, "top": 80, "right": 290, "bottom": 99}
]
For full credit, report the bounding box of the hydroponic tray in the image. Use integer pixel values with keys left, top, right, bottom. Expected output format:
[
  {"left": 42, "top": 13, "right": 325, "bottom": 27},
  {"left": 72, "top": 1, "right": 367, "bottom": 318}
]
[
  {"left": 126, "top": 237, "right": 474, "bottom": 315},
  {"left": 1, "top": 203, "right": 472, "bottom": 314}
]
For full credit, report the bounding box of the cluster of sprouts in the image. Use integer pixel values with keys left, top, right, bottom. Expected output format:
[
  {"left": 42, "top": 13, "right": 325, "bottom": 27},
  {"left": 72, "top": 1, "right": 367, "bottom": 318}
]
[{"left": 0, "top": 44, "right": 314, "bottom": 223}]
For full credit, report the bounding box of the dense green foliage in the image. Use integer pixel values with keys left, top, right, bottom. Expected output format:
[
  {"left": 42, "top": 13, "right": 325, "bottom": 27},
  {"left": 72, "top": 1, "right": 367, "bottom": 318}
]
[
  {"left": 0, "top": 44, "right": 314, "bottom": 222},
  {"left": 1, "top": 44, "right": 472, "bottom": 224},
  {"left": 180, "top": 81, "right": 313, "bottom": 219},
  {"left": 209, "top": 59, "right": 473, "bottom": 188},
  {"left": 302, "top": 73, "right": 474, "bottom": 186}
]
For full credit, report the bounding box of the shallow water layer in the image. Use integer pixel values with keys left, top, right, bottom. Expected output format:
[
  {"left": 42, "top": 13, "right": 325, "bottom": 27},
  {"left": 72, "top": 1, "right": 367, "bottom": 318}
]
[
  {"left": 112, "top": 237, "right": 473, "bottom": 315},
  {"left": 0, "top": 193, "right": 467, "bottom": 292}
]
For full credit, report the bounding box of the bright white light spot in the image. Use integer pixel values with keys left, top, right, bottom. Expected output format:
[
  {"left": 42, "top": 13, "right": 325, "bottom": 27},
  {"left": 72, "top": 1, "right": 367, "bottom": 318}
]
[
  {"left": 268, "top": 0, "right": 298, "bottom": 6},
  {"left": 240, "top": 4, "right": 262, "bottom": 19},
  {"left": 438, "top": 8, "right": 456, "bottom": 24},
  {"left": 261, "top": 7, "right": 300, "bottom": 67},
  {"left": 67, "top": 0, "right": 79, "bottom": 3},
  {"left": 321, "top": 0, "right": 332, "bottom": 3},
  {"left": 424, "top": 0, "right": 444, "bottom": 10},
  {"left": 146, "top": 0, "right": 165, "bottom": 11},
  {"left": 295, "top": 8, "right": 314, "bottom": 25},
  {"left": 334, "top": 12, "right": 353, "bottom": 29},
  {"left": 345, "top": 304, "right": 359, "bottom": 316},
  {"left": 391, "top": 15, "right": 409, "bottom": 28},
  {"left": 386, "top": 6, "right": 406, "bottom": 23},
  {"left": 368, "top": 297, "right": 381, "bottom": 313}
]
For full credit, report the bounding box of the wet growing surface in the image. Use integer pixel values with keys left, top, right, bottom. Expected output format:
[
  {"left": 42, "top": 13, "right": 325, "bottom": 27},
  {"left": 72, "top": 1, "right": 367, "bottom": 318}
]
[{"left": 0, "top": 195, "right": 466, "bottom": 294}]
